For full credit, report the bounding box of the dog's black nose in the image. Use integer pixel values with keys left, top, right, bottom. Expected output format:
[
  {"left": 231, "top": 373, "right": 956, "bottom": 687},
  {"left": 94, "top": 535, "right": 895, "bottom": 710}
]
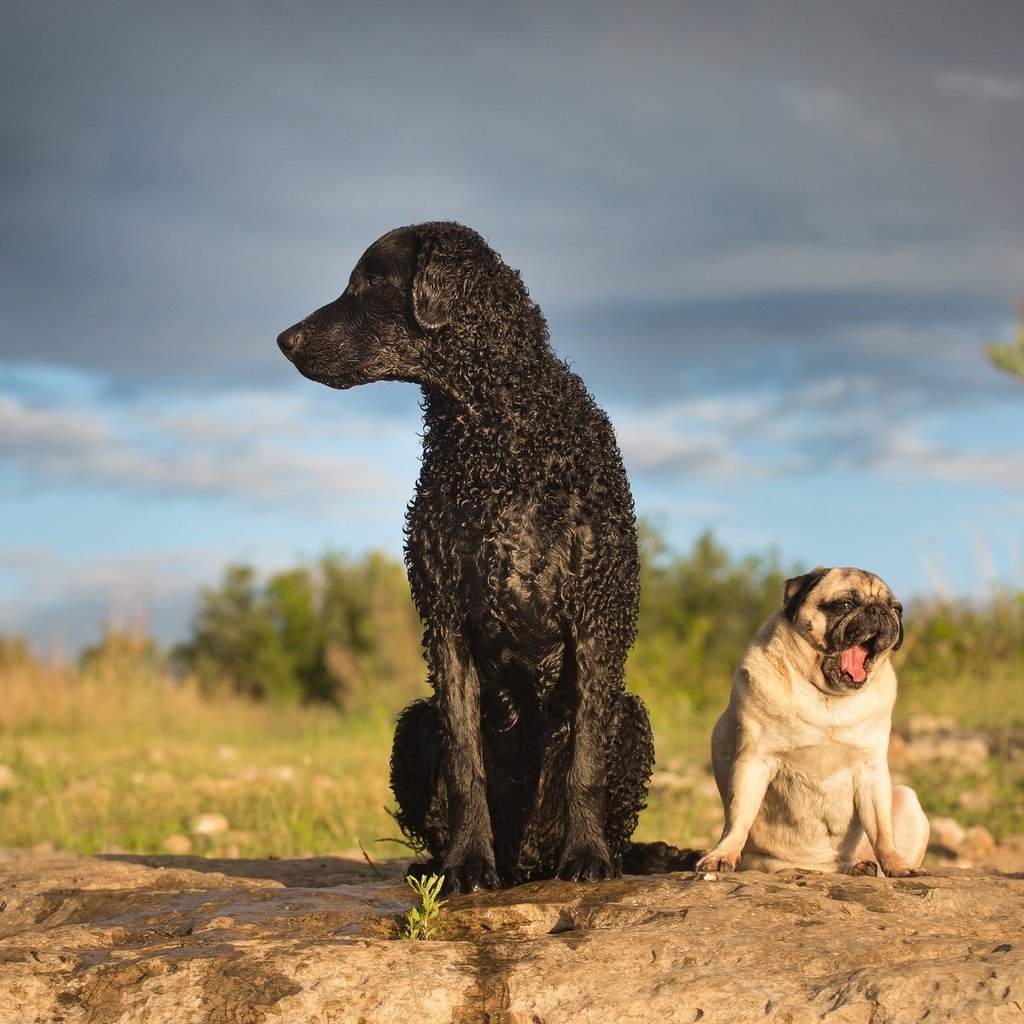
[{"left": 277, "top": 326, "right": 304, "bottom": 356}]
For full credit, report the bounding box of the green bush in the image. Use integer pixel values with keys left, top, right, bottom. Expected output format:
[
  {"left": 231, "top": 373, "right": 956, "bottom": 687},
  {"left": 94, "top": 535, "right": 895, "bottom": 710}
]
[
  {"left": 630, "top": 527, "right": 795, "bottom": 709},
  {"left": 173, "top": 553, "right": 423, "bottom": 709}
]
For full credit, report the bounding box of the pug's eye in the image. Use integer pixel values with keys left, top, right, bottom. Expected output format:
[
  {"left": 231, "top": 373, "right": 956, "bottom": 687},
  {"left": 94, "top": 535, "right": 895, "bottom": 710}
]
[{"left": 830, "top": 598, "right": 855, "bottom": 613}]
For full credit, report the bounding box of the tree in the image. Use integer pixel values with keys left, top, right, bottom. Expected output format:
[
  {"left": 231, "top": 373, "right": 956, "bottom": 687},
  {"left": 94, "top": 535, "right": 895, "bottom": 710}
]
[
  {"left": 173, "top": 554, "right": 423, "bottom": 707},
  {"left": 986, "top": 306, "right": 1024, "bottom": 382},
  {"left": 630, "top": 526, "right": 796, "bottom": 707},
  {"left": 176, "top": 564, "right": 302, "bottom": 703}
]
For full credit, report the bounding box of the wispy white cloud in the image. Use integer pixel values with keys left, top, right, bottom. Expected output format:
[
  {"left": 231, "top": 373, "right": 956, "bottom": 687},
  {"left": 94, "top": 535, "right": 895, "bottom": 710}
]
[
  {"left": 0, "top": 388, "right": 404, "bottom": 510},
  {"left": 866, "top": 433, "right": 1024, "bottom": 490},
  {"left": 617, "top": 422, "right": 746, "bottom": 478},
  {"left": 615, "top": 380, "right": 1024, "bottom": 491}
]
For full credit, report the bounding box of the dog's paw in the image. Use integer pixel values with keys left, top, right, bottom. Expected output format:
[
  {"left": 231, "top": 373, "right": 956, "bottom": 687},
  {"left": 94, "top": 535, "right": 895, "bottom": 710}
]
[
  {"left": 441, "top": 855, "right": 501, "bottom": 894},
  {"left": 848, "top": 860, "right": 880, "bottom": 876},
  {"left": 881, "top": 862, "right": 929, "bottom": 878},
  {"left": 558, "top": 845, "right": 614, "bottom": 883},
  {"left": 694, "top": 849, "right": 740, "bottom": 873}
]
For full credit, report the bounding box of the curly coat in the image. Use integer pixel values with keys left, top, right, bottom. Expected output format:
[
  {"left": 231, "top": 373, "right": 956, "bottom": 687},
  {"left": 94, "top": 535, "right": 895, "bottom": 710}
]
[{"left": 278, "top": 222, "right": 675, "bottom": 891}]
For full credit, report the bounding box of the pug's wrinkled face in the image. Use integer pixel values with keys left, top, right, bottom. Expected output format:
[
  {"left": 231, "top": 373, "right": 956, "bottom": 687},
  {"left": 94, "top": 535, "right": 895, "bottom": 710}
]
[{"left": 783, "top": 567, "right": 904, "bottom": 694}]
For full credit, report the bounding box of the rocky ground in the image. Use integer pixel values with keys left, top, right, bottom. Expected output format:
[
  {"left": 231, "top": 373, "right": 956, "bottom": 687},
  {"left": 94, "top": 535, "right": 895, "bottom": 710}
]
[{"left": 1, "top": 850, "right": 1022, "bottom": 1024}]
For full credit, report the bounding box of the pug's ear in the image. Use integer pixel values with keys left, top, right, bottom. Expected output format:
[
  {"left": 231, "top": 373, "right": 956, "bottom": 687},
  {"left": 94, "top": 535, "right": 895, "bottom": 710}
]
[
  {"left": 783, "top": 567, "right": 829, "bottom": 622},
  {"left": 893, "top": 602, "right": 905, "bottom": 651}
]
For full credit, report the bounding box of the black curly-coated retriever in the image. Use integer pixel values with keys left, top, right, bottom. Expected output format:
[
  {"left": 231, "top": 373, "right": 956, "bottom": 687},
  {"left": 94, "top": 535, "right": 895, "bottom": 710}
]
[{"left": 278, "top": 222, "right": 693, "bottom": 892}]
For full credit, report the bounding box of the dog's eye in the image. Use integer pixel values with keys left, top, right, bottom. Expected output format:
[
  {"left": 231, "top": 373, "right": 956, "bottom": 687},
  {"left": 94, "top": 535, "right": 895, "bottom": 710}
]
[{"left": 830, "top": 599, "right": 855, "bottom": 613}]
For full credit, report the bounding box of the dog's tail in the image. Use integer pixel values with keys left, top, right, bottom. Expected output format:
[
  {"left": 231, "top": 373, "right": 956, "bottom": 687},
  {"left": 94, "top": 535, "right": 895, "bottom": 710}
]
[{"left": 621, "top": 841, "right": 705, "bottom": 875}]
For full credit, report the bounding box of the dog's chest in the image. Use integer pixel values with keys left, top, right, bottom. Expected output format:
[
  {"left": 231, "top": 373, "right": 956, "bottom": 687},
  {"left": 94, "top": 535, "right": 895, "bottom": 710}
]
[{"left": 412, "top": 492, "right": 585, "bottom": 678}]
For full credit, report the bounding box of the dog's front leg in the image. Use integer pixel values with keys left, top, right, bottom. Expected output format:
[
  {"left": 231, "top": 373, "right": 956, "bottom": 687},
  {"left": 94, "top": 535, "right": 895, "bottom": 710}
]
[
  {"left": 433, "top": 632, "right": 500, "bottom": 893},
  {"left": 558, "top": 638, "right": 614, "bottom": 882},
  {"left": 696, "top": 754, "right": 775, "bottom": 872},
  {"left": 852, "top": 760, "right": 928, "bottom": 878}
]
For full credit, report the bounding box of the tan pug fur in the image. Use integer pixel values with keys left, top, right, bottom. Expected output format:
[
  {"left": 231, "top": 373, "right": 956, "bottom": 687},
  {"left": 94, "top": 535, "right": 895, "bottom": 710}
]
[{"left": 697, "top": 567, "right": 929, "bottom": 877}]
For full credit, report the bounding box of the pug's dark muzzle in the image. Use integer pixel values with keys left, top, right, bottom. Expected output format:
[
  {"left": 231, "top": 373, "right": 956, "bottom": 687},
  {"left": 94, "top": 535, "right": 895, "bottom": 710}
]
[{"left": 822, "top": 604, "right": 902, "bottom": 692}]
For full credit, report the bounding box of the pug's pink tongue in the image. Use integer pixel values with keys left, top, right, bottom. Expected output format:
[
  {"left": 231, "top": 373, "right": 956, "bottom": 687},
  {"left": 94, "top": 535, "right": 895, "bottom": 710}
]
[{"left": 841, "top": 645, "right": 869, "bottom": 682}]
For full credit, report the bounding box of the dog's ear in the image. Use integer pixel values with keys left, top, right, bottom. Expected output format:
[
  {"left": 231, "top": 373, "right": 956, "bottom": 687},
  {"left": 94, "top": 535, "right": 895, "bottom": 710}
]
[
  {"left": 892, "top": 602, "right": 904, "bottom": 651},
  {"left": 411, "top": 233, "right": 458, "bottom": 330},
  {"left": 783, "top": 567, "right": 828, "bottom": 622}
]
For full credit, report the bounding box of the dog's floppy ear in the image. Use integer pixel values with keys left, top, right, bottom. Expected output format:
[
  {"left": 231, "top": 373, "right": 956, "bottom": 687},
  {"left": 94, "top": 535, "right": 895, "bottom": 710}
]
[
  {"left": 411, "top": 231, "right": 458, "bottom": 330},
  {"left": 783, "top": 567, "right": 828, "bottom": 622},
  {"left": 892, "top": 602, "right": 904, "bottom": 651}
]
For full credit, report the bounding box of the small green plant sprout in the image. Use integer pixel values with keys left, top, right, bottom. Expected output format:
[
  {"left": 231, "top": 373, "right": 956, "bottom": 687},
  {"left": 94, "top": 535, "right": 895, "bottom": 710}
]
[{"left": 400, "top": 873, "right": 447, "bottom": 941}]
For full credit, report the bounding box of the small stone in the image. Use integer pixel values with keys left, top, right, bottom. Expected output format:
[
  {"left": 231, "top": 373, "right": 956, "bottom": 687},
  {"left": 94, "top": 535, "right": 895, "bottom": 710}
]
[
  {"left": 189, "top": 813, "right": 230, "bottom": 838},
  {"left": 960, "top": 825, "right": 997, "bottom": 862},
  {"left": 928, "top": 816, "right": 966, "bottom": 857},
  {"left": 649, "top": 770, "right": 688, "bottom": 793},
  {"left": 163, "top": 834, "right": 193, "bottom": 855},
  {"left": 887, "top": 733, "right": 909, "bottom": 771},
  {"left": 903, "top": 735, "right": 990, "bottom": 771},
  {"left": 904, "top": 713, "right": 956, "bottom": 738},
  {"left": 957, "top": 784, "right": 994, "bottom": 813},
  {"left": 0, "top": 765, "right": 17, "bottom": 790}
]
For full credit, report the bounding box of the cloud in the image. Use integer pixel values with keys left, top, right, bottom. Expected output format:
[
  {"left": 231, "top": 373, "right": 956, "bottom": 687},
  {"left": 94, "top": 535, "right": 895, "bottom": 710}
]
[
  {"left": 617, "top": 422, "right": 746, "bottom": 479},
  {"left": 614, "top": 378, "right": 1024, "bottom": 492},
  {"left": 0, "top": 384, "right": 406, "bottom": 510},
  {"left": 935, "top": 71, "right": 1024, "bottom": 103},
  {"left": 865, "top": 433, "right": 1024, "bottom": 490},
  {"left": 773, "top": 86, "right": 890, "bottom": 145}
]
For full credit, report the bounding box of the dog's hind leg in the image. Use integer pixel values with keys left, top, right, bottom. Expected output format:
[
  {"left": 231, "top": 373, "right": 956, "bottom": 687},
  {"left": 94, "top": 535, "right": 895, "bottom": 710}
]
[
  {"left": 604, "top": 691, "right": 656, "bottom": 868},
  {"left": 390, "top": 698, "right": 447, "bottom": 872},
  {"left": 892, "top": 785, "right": 929, "bottom": 866},
  {"left": 845, "top": 784, "right": 929, "bottom": 875},
  {"left": 557, "top": 635, "right": 626, "bottom": 882}
]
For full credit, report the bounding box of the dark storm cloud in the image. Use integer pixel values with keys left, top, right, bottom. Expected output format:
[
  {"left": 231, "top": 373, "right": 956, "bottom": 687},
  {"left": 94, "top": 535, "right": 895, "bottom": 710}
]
[
  {"left": 1, "top": 0, "right": 1022, "bottom": 400},
  {"left": 553, "top": 288, "right": 1013, "bottom": 408}
]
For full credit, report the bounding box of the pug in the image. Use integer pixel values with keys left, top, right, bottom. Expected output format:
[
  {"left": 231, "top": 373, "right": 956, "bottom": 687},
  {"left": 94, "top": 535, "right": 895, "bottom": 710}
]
[{"left": 696, "top": 567, "right": 929, "bottom": 877}]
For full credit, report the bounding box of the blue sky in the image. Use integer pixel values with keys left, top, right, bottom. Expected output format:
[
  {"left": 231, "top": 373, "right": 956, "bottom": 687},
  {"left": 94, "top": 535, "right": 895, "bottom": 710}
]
[{"left": 2, "top": 0, "right": 1023, "bottom": 654}]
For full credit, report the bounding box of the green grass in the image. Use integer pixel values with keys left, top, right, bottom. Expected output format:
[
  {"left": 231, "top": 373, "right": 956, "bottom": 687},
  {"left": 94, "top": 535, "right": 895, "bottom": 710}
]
[{"left": 1, "top": 645, "right": 1022, "bottom": 860}]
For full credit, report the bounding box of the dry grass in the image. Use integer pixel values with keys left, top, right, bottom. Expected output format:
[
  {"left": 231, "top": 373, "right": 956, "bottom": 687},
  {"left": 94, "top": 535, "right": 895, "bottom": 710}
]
[{"left": 0, "top": 648, "right": 403, "bottom": 859}]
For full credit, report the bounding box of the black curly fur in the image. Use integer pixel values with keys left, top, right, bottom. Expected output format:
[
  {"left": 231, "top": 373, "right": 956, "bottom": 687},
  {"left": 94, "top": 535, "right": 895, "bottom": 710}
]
[{"left": 278, "top": 222, "right": 672, "bottom": 892}]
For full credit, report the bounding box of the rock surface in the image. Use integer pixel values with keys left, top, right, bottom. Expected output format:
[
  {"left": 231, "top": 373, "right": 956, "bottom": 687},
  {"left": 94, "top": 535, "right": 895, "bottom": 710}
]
[{"left": 1, "top": 852, "right": 1023, "bottom": 1023}]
